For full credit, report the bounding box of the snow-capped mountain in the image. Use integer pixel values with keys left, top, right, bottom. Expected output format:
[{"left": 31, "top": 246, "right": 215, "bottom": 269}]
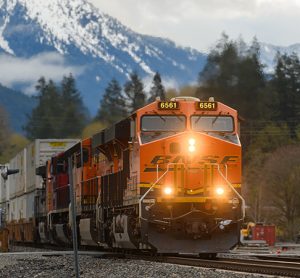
[
  {"left": 260, "top": 42, "right": 300, "bottom": 72},
  {"left": 0, "top": 0, "right": 206, "bottom": 114}
]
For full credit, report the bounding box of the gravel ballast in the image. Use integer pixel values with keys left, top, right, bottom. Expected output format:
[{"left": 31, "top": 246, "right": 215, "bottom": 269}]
[{"left": 0, "top": 247, "right": 282, "bottom": 277}]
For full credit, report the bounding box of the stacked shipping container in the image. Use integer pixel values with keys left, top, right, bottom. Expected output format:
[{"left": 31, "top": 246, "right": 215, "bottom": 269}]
[
  {"left": 0, "top": 165, "right": 9, "bottom": 227},
  {"left": 1, "top": 139, "right": 79, "bottom": 241}
]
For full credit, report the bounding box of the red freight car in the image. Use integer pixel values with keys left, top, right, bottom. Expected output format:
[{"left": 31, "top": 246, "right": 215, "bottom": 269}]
[{"left": 251, "top": 224, "right": 276, "bottom": 246}]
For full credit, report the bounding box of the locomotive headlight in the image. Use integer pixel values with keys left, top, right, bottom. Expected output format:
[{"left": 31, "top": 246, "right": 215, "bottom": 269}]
[
  {"left": 188, "top": 138, "right": 196, "bottom": 146},
  {"left": 188, "top": 145, "right": 196, "bottom": 153},
  {"left": 188, "top": 138, "right": 196, "bottom": 153},
  {"left": 215, "top": 187, "right": 225, "bottom": 196},
  {"left": 163, "top": 186, "right": 173, "bottom": 196}
]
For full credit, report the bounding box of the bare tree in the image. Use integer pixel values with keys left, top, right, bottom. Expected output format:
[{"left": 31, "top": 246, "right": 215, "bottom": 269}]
[
  {"left": 261, "top": 145, "right": 300, "bottom": 240},
  {"left": 243, "top": 149, "right": 266, "bottom": 223}
]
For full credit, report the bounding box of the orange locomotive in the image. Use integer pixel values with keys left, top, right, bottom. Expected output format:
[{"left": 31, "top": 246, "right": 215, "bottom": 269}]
[{"left": 41, "top": 96, "right": 244, "bottom": 255}]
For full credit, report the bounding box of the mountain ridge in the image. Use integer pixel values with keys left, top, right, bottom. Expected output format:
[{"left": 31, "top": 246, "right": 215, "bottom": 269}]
[
  {"left": 259, "top": 42, "right": 300, "bottom": 72},
  {"left": 0, "top": 0, "right": 206, "bottom": 114},
  {"left": 0, "top": 0, "right": 300, "bottom": 133}
]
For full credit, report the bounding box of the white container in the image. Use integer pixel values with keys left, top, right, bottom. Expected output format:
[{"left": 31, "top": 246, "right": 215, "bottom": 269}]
[
  {"left": 4, "top": 166, "right": 10, "bottom": 222},
  {"left": 7, "top": 150, "right": 26, "bottom": 198},
  {"left": 0, "top": 176, "right": 9, "bottom": 204},
  {"left": 8, "top": 198, "right": 17, "bottom": 221},
  {"left": 17, "top": 195, "right": 26, "bottom": 220},
  {"left": 6, "top": 139, "right": 79, "bottom": 223},
  {"left": 26, "top": 139, "right": 79, "bottom": 192},
  {"left": 25, "top": 191, "right": 35, "bottom": 219},
  {"left": 8, "top": 157, "right": 17, "bottom": 199},
  {"left": 1, "top": 164, "right": 10, "bottom": 203},
  {"left": 15, "top": 149, "right": 27, "bottom": 196},
  {"left": 5, "top": 165, "right": 10, "bottom": 203},
  {"left": 8, "top": 191, "right": 36, "bottom": 221},
  {"left": 0, "top": 172, "right": 5, "bottom": 204}
]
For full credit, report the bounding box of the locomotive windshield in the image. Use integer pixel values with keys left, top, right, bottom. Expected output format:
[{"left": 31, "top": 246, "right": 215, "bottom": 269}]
[
  {"left": 191, "top": 116, "right": 234, "bottom": 132},
  {"left": 141, "top": 115, "right": 186, "bottom": 143},
  {"left": 141, "top": 115, "right": 186, "bottom": 131}
]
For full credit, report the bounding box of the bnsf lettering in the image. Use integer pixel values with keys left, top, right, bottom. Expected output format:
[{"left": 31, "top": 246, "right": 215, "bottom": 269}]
[
  {"left": 150, "top": 155, "right": 172, "bottom": 164},
  {"left": 220, "top": 156, "right": 239, "bottom": 164},
  {"left": 145, "top": 155, "right": 239, "bottom": 171},
  {"left": 198, "top": 155, "right": 219, "bottom": 164},
  {"left": 173, "top": 155, "right": 185, "bottom": 163}
]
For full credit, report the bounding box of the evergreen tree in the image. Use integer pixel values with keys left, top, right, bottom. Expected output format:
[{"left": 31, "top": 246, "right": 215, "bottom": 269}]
[
  {"left": 197, "top": 34, "right": 266, "bottom": 121},
  {"left": 60, "top": 74, "right": 87, "bottom": 137},
  {"left": 124, "top": 72, "right": 146, "bottom": 112},
  {"left": 25, "top": 78, "right": 61, "bottom": 139},
  {"left": 97, "top": 78, "right": 128, "bottom": 125},
  {"left": 272, "top": 53, "right": 300, "bottom": 138},
  {"left": 25, "top": 76, "right": 87, "bottom": 139},
  {"left": 237, "top": 37, "right": 266, "bottom": 120},
  {"left": 148, "top": 72, "right": 166, "bottom": 102}
]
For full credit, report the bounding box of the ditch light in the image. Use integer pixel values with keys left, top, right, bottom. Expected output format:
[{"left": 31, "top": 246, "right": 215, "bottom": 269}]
[
  {"left": 215, "top": 186, "right": 225, "bottom": 196},
  {"left": 163, "top": 186, "right": 174, "bottom": 196}
]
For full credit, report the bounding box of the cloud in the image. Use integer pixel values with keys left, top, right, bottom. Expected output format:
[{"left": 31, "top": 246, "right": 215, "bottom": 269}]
[
  {"left": 89, "top": 0, "right": 300, "bottom": 51},
  {"left": 0, "top": 52, "right": 85, "bottom": 94},
  {"left": 143, "top": 73, "right": 180, "bottom": 96}
]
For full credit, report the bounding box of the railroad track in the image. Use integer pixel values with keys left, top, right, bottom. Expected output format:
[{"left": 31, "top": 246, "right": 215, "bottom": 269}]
[
  {"left": 157, "top": 256, "right": 300, "bottom": 277},
  {"left": 11, "top": 243, "right": 300, "bottom": 277},
  {"left": 255, "top": 255, "right": 300, "bottom": 263}
]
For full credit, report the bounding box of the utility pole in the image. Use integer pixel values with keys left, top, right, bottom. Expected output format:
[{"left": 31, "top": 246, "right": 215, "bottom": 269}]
[{"left": 68, "top": 157, "right": 80, "bottom": 278}]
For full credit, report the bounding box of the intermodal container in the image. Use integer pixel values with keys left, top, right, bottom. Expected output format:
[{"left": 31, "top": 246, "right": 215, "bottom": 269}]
[
  {"left": 0, "top": 169, "right": 6, "bottom": 204},
  {"left": 15, "top": 150, "right": 27, "bottom": 196},
  {"left": 26, "top": 139, "right": 79, "bottom": 192},
  {"left": 8, "top": 156, "right": 18, "bottom": 199},
  {"left": 9, "top": 191, "right": 36, "bottom": 221}
]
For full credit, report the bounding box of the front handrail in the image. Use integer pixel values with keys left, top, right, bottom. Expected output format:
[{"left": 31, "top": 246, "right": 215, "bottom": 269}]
[
  {"left": 213, "top": 163, "right": 245, "bottom": 221},
  {"left": 187, "top": 161, "right": 244, "bottom": 220},
  {"left": 139, "top": 162, "right": 245, "bottom": 222},
  {"left": 139, "top": 163, "right": 185, "bottom": 221}
]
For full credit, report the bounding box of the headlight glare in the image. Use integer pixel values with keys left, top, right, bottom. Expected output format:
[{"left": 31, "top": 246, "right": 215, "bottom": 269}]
[
  {"left": 188, "top": 138, "right": 196, "bottom": 146},
  {"left": 215, "top": 187, "right": 225, "bottom": 196},
  {"left": 188, "top": 137, "right": 196, "bottom": 153},
  {"left": 188, "top": 145, "right": 196, "bottom": 153},
  {"left": 163, "top": 186, "right": 173, "bottom": 195}
]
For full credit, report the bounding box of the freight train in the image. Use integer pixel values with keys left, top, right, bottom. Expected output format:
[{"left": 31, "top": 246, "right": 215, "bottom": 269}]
[{"left": 0, "top": 97, "right": 244, "bottom": 255}]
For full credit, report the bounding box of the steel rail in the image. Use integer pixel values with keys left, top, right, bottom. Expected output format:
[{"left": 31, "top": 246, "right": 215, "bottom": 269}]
[
  {"left": 221, "top": 257, "right": 300, "bottom": 268},
  {"left": 255, "top": 255, "right": 300, "bottom": 263},
  {"left": 159, "top": 256, "right": 300, "bottom": 277}
]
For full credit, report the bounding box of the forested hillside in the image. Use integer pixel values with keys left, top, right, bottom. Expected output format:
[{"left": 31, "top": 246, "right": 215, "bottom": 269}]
[{"left": 0, "top": 84, "right": 36, "bottom": 133}]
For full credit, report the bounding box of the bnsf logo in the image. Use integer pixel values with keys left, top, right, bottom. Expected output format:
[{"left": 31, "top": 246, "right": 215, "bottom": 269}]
[
  {"left": 150, "top": 155, "right": 238, "bottom": 164},
  {"left": 144, "top": 155, "right": 239, "bottom": 172}
]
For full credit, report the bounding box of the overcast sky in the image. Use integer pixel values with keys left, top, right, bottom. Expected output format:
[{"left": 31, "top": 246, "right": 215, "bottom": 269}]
[{"left": 88, "top": 0, "right": 300, "bottom": 52}]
